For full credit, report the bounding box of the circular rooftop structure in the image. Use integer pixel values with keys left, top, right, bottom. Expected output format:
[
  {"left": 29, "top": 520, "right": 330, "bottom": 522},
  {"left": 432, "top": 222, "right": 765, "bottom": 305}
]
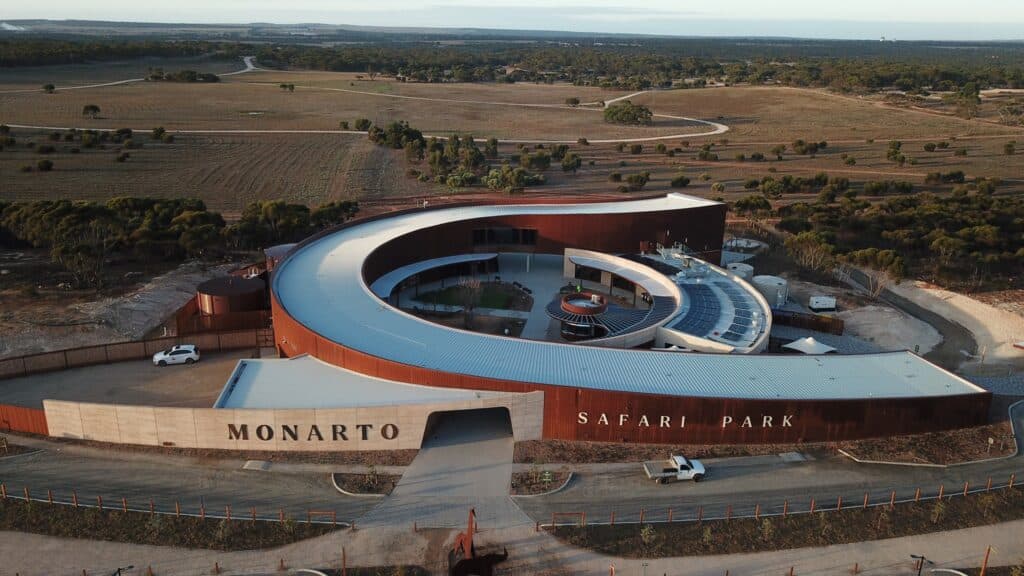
[{"left": 267, "top": 194, "right": 990, "bottom": 445}]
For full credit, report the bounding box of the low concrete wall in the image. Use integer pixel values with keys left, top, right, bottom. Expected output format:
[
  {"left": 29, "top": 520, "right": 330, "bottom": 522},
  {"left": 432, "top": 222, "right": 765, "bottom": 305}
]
[{"left": 43, "top": 392, "right": 544, "bottom": 451}]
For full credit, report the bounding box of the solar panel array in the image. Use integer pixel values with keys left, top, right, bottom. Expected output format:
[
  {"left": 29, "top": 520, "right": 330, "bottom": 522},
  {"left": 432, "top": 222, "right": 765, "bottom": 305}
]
[
  {"left": 715, "top": 281, "right": 759, "bottom": 343},
  {"left": 669, "top": 283, "right": 721, "bottom": 336}
]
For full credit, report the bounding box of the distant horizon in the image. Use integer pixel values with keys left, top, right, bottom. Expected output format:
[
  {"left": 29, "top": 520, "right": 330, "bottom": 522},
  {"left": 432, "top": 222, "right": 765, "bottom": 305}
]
[
  {"left": 3, "top": 0, "right": 1024, "bottom": 43},
  {"left": 6, "top": 16, "right": 1024, "bottom": 42}
]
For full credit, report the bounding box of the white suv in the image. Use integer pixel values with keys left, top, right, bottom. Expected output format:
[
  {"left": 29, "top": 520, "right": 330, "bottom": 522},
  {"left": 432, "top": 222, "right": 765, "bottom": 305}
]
[{"left": 152, "top": 344, "right": 200, "bottom": 367}]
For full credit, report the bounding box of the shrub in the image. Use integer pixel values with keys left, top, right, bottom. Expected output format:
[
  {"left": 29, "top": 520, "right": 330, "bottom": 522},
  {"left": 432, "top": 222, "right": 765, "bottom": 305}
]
[
  {"left": 734, "top": 153, "right": 746, "bottom": 161},
  {"left": 711, "top": 182, "right": 726, "bottom": 193},
  {"left": 923, "top": 143, "right": 937, "bottom": 152},
  {"left": 625, "top": 172, "right": 651, "bottom": 191},
  {"left": 151, "top": 127, "right": 166, "bottom": 140},
  {"left": 616, "top": 185, "right": 630, "bottom": 193},
  {"left": 844, "top": 157, "right": 857, "bottom": 165},
  {"left": 36, "top": 159, "right": 53, "bottom": 171},
  {"left": 608, "top": 172, "right": 622, "bottom": 182},
  {"left": 699, "top": 173, "right": 711, "bottom": 181},
  {"left": 743, "top": 178, "right": 760, "bottom": 189},
  {"left": 629, "top": 144, "right": 643, "bottom": 154},
  {"left": 670, "top": 175, "right": 691, "bottom": 188},
  {"left": 655, "top": 143, "right": 667, "bottom": 154},
  {"left": 354, "top": 118, "right": 372, "bottom": 131},
  {"left": 577, "top": 137, "right": 589, "bottom": 145},
  {"left": 340, "top": 121, "right": 350, "bottom": 130},
  {"left": 955, "top": 148, "right": 968, "bottom": 157},
  {"left": 750, "top": 152, "right": 765, "bottom": 161},
  {"left": 937, "top": 141, "right": 950, "bottom": 149},
  {"left": 615, "top": 142, "right": 626, "bottom": 153},
  {"left": 1005, "top": 142, "right": 1016, "bottom": 155},
  {"left": 161, "top": 133, "right": 175, "bottom": 143}
]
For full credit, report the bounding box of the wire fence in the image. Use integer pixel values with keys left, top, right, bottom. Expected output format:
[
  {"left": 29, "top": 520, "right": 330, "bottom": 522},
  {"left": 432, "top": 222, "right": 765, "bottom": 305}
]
[
  {"left": 541, "top": 473, "right": 1019, "bottom": 528},
  {"left": 0, "top": 482, "right": 349, "bottom": 527}
]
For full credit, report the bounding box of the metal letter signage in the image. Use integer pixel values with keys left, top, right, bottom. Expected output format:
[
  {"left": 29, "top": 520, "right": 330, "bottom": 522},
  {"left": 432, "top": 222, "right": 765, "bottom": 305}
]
[{"left": 227, "top": 422, "right": 399, "bottom": 442}]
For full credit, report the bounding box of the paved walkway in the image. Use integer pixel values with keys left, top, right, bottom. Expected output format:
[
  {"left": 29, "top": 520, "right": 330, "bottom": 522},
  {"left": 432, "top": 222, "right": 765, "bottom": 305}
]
[{"left": 358, "top": 408, "right": 531, "bottom": 530}]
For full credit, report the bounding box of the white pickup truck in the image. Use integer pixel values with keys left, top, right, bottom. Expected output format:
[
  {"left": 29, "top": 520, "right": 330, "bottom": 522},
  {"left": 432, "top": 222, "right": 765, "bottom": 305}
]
[{"left": 643, "top": 455, "right": 706, "bottom": 484}]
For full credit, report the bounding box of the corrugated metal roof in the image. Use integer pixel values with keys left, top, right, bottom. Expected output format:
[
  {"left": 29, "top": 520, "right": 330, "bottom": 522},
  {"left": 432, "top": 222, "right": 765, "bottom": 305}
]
[
  {"left": 273, "top": 194, "right": 985, "bottom": 401},
  {"left": 216, "top": 355, "right": 498, "bottom": 409}
]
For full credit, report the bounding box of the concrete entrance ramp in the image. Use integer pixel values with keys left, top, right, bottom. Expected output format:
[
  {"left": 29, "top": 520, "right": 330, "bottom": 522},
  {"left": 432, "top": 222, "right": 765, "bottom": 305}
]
[{"left": 358, "top": 407, "right": 532, "bottom": 529}]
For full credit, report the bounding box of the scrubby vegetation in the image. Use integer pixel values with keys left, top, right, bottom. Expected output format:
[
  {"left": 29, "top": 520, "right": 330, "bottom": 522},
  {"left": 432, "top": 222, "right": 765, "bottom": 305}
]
[
  {"left": 603, "top": 101, "right": 653, "bottom": 126},
  {"left": 0, "top": 197, "right": 358, "bottom": 288}
]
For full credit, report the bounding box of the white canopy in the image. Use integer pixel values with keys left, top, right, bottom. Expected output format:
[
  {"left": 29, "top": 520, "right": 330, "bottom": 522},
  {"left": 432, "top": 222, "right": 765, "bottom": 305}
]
[{"left": 783, "top": 337, "right": 837, "bottom": 355}]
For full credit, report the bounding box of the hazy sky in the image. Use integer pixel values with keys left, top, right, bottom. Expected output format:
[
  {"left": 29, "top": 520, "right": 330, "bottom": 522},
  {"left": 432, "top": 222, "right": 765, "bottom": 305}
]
[{"left": 5, "top": 0, "right": 1024, "bottom": 40}]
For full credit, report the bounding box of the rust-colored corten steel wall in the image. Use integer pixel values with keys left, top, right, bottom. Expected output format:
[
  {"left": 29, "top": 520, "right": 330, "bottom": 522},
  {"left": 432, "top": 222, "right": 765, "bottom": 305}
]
[
  {"left": 361, "top": 204, "right": 726, "bottom": 286},
  {"left": 0, "top": 403, "right": 48, "bottom": 435},
  {"left": 270, "top": 201, "right": 991, "bottom": 444}
]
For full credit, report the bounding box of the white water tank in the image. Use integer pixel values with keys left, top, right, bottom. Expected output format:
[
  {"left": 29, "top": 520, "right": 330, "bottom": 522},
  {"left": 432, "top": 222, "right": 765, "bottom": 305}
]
[
  {"left": 752, "top": 275, "right": 789, "bottom": 308},
  {"left": 727, "top": 262, "right": 754, "bottom": 280}
]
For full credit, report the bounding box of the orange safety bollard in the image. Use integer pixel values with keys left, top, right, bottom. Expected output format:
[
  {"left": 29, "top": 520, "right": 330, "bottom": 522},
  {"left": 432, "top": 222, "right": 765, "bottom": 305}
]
[
  {"left": 639, "top": 508, "right": 645, "bottom": 524},
  {"left": 122, "top": 497, "right": 128, "bottom": 513},
  {"left": 915, "top": 488, "right": 921, "bottom": 502},
  {"left": 889, "top": 491, "right": 896, "bottom": 509},
  {"left": 97, "top": 495, "right": 103, "bottom": 511},
  {"left": 754, "top": 503, "right": 760, "bottom": 520},
  {"left": 836, "top": 495, "right": 842, "bottom": 511},
  {"left": 783, "top": 499, "right": 788, "bottom": 517},
  {"left": 48, "top": 489, "right": 53, "bottom": 504},
  {"left": 1, "top": 483, "right": 5, "bottom": 499},
  {"left": 938, "top": 484, "right": 944, "bottom": 500},
  {"left": 964, "top": 481, "right": 970, "bottom": 497},
  {"left": 175, "top": 501, "right": 180, "bottom": 517},
  {"left": 24, "top": 486, "right": 29, "bottom": 500},
  {"left": 72, "top": 490, "right": 78, "bottom": 507},
  {"left": 668, "top": 508, "right": 673, "bottom": 523},
  {"left": 987, "top": 477, "right": 992, "bottom": 492},
  {"left": 863, "top": 493, "right": 869, "bottom": 509},
  {"left": 809, "top": 498, "right": 815, "bottom": 514}
]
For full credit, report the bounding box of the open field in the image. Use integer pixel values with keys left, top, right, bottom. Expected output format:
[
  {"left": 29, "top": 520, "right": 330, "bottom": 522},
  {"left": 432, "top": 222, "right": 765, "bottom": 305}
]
[
  {"left": 0, "top": 131, "right": 433, "bottom": 211},
  {"left": 0, "top": 75, "right": 710, "bottom": 140},
  {"left": 0, "top": 56, "right": 245, "bottom": 90},
  {"left": 3, "top": 63, "right": 1024, "bottom": 212}
]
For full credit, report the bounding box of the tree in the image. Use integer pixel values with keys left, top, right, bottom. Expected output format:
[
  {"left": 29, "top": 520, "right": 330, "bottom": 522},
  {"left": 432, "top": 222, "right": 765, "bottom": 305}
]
[
  {"left": 42, "top": 83, "right": 55, "bottom": 94},
  {"left": 82, "top": 104, "right": 100, "bottom": 119},
  {"left": 603, "top": 101, "right": 653, "bottom": 125},
  {"left": 784, "top": 231, "right": 835, "bottom": 272},
  {"left": 670, "top": 174, "right": 691, "bottom": 188},
  {"left": 484, "top": 137, "right": 499, "bottom": 159}
]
